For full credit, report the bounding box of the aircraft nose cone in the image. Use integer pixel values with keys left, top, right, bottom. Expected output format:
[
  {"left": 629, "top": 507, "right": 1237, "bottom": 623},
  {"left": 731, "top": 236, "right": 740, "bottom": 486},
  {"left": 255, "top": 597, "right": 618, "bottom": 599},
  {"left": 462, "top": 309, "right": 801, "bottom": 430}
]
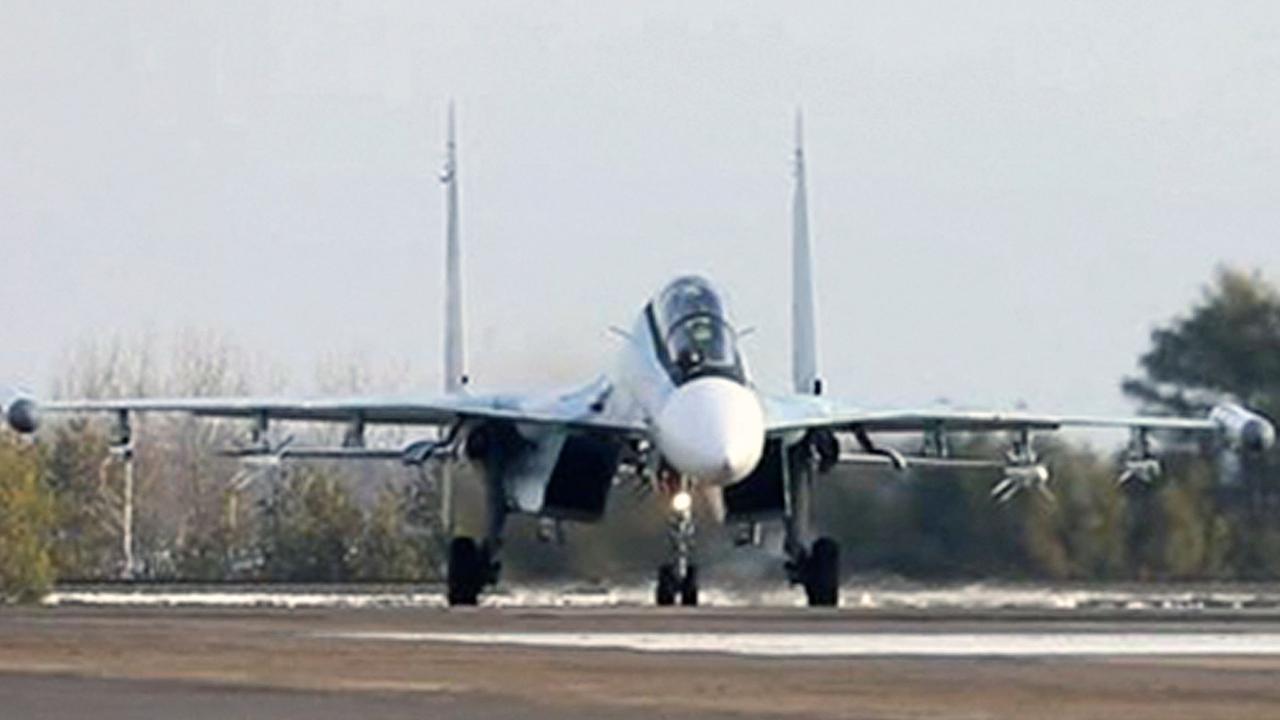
[{"left": 655, "top": 377, "right": 765, "bottom": 485}]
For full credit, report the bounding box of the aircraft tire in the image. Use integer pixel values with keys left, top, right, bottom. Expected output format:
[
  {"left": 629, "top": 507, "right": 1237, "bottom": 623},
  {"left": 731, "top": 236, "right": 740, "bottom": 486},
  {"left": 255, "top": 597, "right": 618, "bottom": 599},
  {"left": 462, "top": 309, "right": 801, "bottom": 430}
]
[
  {"left": 447, "top": 536, "right": 485, "bottom": 606},
  {"left": 656, "top": 563, "right": 679, "bottom": 606},
  {"left": 804, "top": 537, "right": 839, "bottom": 607},
  {"left": 679, "top": 564, "right": 699, "bottom": 607}
]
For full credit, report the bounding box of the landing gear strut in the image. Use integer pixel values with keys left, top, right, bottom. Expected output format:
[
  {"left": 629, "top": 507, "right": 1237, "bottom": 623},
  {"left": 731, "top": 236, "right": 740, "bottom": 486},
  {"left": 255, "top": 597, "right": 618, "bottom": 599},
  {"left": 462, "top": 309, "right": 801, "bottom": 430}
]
[
  {"left": 784, "top": 440, "right": 841, "bottom": 607},
  {"left": 446, "top": 441, "right": 508, "bottom": 606},
  {"left": 656, "top": 477, "right": 698, "bottom": 606}
]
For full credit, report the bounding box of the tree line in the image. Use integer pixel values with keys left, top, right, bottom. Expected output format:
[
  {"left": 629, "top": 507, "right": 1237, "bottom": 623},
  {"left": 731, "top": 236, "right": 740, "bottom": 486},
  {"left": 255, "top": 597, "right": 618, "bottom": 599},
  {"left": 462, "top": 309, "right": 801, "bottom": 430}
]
[
  {"left": 815, "top": 268, "right": 1280, "bottom": 582},
  {"left": 1, "top": 268, "right": 1278, "bottom": 602}
]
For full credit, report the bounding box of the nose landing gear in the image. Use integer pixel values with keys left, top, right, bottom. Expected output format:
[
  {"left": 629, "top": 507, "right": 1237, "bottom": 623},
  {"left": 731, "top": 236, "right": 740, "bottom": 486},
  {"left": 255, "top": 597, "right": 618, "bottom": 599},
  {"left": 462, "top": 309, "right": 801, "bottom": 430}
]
[
  {"left": 656, "top": 562, "right": 698, "bottom": 606},
  {"left": 656, "top": 476, "right": 699, "bottom": 606}
]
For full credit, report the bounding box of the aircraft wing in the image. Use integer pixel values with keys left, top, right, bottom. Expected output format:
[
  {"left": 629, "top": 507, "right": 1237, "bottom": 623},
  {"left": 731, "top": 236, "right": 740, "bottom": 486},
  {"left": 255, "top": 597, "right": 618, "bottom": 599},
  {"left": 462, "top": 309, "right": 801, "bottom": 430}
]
[
  {"left": 30, "top": 382, "right": 648, "bottom": 436},
  {"left": 762, "top": 394, "right": 1221, "bottom": 436}
]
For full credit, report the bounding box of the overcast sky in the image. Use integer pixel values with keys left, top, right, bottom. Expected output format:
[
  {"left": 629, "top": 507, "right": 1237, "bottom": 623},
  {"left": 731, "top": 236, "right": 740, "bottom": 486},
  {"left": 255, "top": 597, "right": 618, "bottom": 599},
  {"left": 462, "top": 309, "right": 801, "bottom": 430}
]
[{"left": 2, "top": 2, "right": 1278, "bottom": 426}]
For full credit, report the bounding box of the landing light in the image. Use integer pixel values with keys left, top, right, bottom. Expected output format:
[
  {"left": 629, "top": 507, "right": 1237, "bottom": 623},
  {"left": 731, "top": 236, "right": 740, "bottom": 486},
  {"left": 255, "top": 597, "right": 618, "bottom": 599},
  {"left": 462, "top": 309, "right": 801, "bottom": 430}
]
[{"left": 671, "top": 491, "right": 693, "bottom": 513}]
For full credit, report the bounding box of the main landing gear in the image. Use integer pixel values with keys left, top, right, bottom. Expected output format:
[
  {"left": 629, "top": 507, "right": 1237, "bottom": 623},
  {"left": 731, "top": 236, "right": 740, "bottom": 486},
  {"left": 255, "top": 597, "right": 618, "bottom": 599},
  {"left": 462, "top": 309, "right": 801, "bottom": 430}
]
[
  {"left": 656, "top": 478, "right": 699, "bottom": 606},
  {"left": 787, "top": 536, "right": 840, "bottom": 607},
  {"left": 446, "top": 448, "right": 508, "bottom": 606},
  {"left": 446, "top": 537, "right": 500, "bottom": 606},
  {"left": 784, "top": 439, "right": 841, "bottom": 607}
]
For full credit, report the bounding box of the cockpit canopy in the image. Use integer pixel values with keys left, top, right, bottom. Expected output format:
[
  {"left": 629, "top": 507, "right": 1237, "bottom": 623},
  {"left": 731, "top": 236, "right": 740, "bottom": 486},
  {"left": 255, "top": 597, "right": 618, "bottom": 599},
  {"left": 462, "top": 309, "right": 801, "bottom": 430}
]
[{"left": 648, "top": 276, "right": 744, "bottom": 384}]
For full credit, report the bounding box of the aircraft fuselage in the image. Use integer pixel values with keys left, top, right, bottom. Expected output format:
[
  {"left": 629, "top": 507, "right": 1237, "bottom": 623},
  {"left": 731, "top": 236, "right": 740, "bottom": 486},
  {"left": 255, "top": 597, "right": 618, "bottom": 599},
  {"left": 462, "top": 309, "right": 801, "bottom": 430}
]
[{"left": 614, "top": 275, "right": 765, "bottom": 486}]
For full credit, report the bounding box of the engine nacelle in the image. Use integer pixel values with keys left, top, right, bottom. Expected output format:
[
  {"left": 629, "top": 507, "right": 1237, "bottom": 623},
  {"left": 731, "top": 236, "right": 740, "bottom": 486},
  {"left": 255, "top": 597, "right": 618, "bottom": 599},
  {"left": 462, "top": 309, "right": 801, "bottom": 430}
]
[
  {"left": 463, "top": 421, "right": 528, "bottom": 462},
  {"left": 1210, "top": 403, "right": 1276, "bottom": 453},
  {"left": 462, "top": 420, "right": 621, "bottom": 521},
  {"left": 3, "top": 396, "right": 40, "bottom": 434}
]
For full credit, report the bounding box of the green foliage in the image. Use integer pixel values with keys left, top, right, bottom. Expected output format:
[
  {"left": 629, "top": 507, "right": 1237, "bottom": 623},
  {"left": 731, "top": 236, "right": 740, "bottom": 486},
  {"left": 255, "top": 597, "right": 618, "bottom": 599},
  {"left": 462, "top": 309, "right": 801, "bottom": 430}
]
[
  {"left": 42, "top": 420, "right": 119, "bottom": 579},
  {"left": 169, "top": 493, "right": 254, "bottom": 582},
  {"left": 1032, "top": 441, "right": 1128, "bottom": 580},
  {"left": 1125, "top": 267, "right": 1280, "bottom": 580},
  {"left": 355, "top": 485, "right": 431, "bottom": 582},
  {"left": 1126, "top": 268, "right": 1280, "bottom": 414},
  {"left": 258, "top": 469, "right": 364, "bottom": 582},
  {"left": 0, "top": 434, "right": 54, "bottom": 603}
]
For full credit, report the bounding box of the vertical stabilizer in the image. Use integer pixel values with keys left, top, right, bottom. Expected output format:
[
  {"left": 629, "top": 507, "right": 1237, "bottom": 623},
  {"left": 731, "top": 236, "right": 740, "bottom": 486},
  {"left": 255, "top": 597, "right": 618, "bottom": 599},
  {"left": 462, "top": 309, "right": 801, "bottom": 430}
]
[
  {"left": 442, "top": 102, "right": 467, "bottom": 394},
  {"left": 791, "top": 109, "right": 821, "bottom": 395}
]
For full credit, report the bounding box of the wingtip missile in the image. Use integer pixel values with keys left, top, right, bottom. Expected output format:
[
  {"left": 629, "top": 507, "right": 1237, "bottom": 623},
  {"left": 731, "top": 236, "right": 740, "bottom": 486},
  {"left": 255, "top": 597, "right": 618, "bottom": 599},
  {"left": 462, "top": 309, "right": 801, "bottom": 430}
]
[
  {"left": 3, "top": 394, "right": 39, "bottom": 434},
  {"left": 1211, "top": 403, "right": 1276, "bottom": 453}
]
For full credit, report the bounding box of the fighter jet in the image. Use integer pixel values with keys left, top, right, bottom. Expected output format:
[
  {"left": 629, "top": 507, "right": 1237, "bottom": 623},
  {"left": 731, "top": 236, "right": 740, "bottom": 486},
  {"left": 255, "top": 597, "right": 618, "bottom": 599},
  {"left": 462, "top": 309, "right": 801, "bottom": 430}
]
[{"left": 5, "top": 110, "right": 1274, "bottom": 606}]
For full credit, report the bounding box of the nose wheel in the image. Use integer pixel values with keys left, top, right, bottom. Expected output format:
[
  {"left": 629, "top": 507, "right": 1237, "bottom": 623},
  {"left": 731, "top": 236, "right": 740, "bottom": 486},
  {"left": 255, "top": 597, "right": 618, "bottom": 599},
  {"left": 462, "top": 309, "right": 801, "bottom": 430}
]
[{"left": 656, "top": 563, "right": 699, "bottom": 606}]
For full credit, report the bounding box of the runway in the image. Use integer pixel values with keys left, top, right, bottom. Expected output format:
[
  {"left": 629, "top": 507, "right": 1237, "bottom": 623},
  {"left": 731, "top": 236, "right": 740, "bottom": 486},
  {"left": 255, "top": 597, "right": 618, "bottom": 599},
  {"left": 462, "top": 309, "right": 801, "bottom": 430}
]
[
  {"left": 4, "top": 603, "right": 1280, "bottom": 719},
  {"left": 324, "top": 628, "right": 1280, "bottom": 656}
]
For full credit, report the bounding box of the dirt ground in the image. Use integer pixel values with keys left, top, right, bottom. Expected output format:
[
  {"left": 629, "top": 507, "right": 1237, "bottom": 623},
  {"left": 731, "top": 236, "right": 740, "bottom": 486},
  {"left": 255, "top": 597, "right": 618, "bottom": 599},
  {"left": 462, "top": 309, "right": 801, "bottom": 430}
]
[{"left": 2, "top": 606, "right": 1279, "bottom": 719}]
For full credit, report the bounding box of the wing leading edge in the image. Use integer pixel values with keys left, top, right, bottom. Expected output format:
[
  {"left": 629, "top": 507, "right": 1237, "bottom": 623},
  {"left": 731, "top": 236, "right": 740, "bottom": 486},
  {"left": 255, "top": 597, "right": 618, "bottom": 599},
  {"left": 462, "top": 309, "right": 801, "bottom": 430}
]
[
  {"left": 28, "top": 382, "right": 647, "bottom": 436},
  {"left": 762, "top": 394, "right": 1227, "bottom": 436}
]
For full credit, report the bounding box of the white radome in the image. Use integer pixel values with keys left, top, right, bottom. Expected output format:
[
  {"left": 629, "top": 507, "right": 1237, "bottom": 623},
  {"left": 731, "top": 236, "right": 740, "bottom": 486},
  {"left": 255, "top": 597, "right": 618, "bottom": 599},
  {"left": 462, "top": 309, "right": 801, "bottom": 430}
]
[{"left": 655, "top": 376, "right": 765, "bottom": 485}]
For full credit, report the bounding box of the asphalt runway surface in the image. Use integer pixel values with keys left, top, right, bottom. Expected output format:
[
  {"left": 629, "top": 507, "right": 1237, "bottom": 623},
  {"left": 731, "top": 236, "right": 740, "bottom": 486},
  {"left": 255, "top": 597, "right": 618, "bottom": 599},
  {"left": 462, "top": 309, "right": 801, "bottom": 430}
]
[{"left": 4, "top": 605, "right": 1280, "bottom": 719}]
